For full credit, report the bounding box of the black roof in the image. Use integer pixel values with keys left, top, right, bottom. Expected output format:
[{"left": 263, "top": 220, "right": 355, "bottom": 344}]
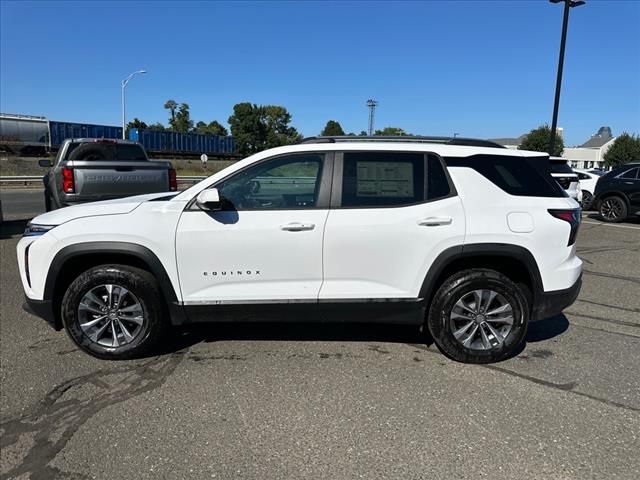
[{"left": 298, "top": 136, "right": 506, "bottom": 149}]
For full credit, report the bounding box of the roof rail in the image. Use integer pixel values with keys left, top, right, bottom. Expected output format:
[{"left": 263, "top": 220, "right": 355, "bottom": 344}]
[{"left": 298, "top": 135, "right": 506, "bottom": 149}]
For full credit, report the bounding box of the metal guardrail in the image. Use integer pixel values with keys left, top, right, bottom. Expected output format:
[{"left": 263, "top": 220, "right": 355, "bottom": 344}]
[{"left": 0, "top": 175, "right": 208, "bottom": 185}]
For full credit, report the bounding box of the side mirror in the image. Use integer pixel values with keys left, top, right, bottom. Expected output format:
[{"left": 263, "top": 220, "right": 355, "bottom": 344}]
[
  {"left": 196, "top": 188, "right": 222, "bottom": 211},
  {"left": 38, "top": 159, "right": 52, "bottom": 167}
]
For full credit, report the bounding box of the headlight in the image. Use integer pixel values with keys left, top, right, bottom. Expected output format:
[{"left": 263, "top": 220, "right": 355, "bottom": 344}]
[{"left": 23, "top": 223, "right": 57, "bottom": 237}]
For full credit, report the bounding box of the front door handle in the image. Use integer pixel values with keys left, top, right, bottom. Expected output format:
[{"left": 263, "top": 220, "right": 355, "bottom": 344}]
[
  {"left": 418, "top": 216, "right": 453, "bottom": 226},
  {"left": 280, "top": 222, "right": 315, "bottom": 232}
]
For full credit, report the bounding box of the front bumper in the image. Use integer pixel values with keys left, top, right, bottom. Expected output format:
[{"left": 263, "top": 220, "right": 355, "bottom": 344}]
[
  {"left": 23, "top": 296, "right": 61, "bottom": 330},
  {"left": 531, "top": 274, "right": 582, "bottom": 321}
]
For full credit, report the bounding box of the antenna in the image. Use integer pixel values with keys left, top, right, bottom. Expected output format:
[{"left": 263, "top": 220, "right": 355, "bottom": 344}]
[{"left": 366, "top": 99, "right": 378, "bottom": 136}]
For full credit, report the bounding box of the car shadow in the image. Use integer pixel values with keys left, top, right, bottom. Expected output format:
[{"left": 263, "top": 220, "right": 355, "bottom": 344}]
[
  {"left": 0, "top": 219, "right": 28, "bottom": 240},
  {"left": 155, "top": 314, "right": 570, "bottom": 358},
  {"left": 526, "top": 314, "right": 570, "bottom": 342},
  {"left": 586, "top": 212, "right": 640, "bottom": 224},
  {"left": 157, "top": 321, "right": 431, "bottom": 356}
]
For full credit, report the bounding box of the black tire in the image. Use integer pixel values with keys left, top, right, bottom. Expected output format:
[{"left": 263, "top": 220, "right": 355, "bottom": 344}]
[
  {"left": 599, "top": 195, "right": 627, "bottom": 223},
  {"left": 581, "top": 190, "right": 593, "bottom": 210},
  {"left": 61, "top": 265, "right": 168, "bottom": 360},
  {"left": 68, "top": 142, "right": 110, "bottom": 161},
  {"left": 44, "top": 190, "right": 55, "bottom": 212},
  {"left": 427, "top": 269, "right": 529, "bottom": 364}
]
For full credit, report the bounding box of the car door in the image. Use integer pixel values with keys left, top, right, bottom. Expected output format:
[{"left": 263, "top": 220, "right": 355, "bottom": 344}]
[
  {"left": 320, "top": 151, "right": 465, "bottom": 300},
  {"left": 618, "top": 167, "right": 640, "bottom": 208},
  {"left": 176, "top": 152, "right": 332, "bottom": 305}
]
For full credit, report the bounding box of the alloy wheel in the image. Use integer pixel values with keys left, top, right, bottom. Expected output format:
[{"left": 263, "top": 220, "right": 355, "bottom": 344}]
[
  {"left": 78, "top": 284, "right": 145, "bottom": 348},
  {"left": 600, "top": 198, "right": 623, "bottom": 221},
  {"left": 449, "top": 289, "right": 514, "bottom": 350}
]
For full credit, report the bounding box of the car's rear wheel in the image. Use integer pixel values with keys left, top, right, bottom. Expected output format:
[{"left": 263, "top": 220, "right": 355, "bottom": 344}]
[
  {"left": 581, "top": 190, "right": 593, "bottom": 210},
  {"left": 599, "top": 196, "right": 627, "bottom": 223},
  {"left": 61, "top": 265, "right": 168, "bottom": 360},
  {"left": 427, "top": 269, "right": 529, "bottom": 364}
]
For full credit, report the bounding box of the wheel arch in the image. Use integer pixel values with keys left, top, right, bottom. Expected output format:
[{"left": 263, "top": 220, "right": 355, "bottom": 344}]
[
  {"left": 596, "top": 191, "right": 630, "bottom": 207},
  {"left": 419, "top": 243, "right": 543, "bottom": 314},
  {"left": 45, "top": 242, "right": 185, "bottom": 328}
]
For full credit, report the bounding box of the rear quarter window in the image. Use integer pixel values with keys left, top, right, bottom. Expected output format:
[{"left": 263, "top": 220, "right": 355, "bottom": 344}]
[{"left": 445, "top": 154, "right": 565, "bottom": 197}]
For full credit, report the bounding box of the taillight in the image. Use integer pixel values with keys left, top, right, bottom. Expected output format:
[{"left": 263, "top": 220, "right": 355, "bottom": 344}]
[
  {"left": 169, "top": 168, "right": 177, "bottom": 191},
  {"left": 548, "top": 209, "right": 581, "bottom": 246},
  {"left": 62, "top": 168, "right": 75, "bottom": 193}
]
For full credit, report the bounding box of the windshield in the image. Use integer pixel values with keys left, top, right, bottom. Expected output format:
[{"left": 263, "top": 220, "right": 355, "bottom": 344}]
[{"left": 549, "top": 161, "right": 574, "bottom": 174}]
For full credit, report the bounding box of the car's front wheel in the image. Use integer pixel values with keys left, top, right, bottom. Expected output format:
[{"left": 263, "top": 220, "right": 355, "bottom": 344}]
[
  {"left": 427, "top": 269, "right": 529, "bottom": 364},
  {"left": 61, "top": 265, "right": 168, "bottom": 360}
]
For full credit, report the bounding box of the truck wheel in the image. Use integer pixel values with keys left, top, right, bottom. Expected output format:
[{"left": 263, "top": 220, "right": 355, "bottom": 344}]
[
  {"left": 427, "top": 269, "right": 529, "bottom": 364},
  {"left": 67, "top": 142, "right": 110, "bottom": 161},
  {"left": 599, "top": 196, "right": 627, "bottom": 223},
  {"left": 61, "top": 265, "right": 168, "bottom": 360}
]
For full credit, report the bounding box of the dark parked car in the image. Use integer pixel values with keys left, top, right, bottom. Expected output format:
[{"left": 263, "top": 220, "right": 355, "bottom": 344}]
[{"left": 593, "top": 163, "right": 640, "bottom": 222}]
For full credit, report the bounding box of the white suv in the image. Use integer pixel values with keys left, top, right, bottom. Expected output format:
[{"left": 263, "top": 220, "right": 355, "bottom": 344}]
[{"left": 17, "top": 136, "right": 582, "bottom": 364}]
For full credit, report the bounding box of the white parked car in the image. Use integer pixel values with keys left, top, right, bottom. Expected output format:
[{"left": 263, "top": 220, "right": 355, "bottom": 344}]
[
  {"left": 549, "top": 157, "right": 581, "bottom": 203},
  {"left": 573, "top": 168, "right": 601, "bottom": 209},
  {"left": 17, "top": 136, "right": 582, "bottom": 364}
]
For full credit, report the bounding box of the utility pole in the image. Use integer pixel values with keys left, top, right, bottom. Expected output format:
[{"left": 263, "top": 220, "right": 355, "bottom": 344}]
[
  {"left": 549, "top": 0, "right": 585, "bottom": 155},
  {"left": 367, "top": 99, "right": 378, "bottom": 136}
]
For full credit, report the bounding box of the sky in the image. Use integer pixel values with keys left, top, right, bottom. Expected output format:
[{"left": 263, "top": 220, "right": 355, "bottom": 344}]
[{"left": 1, "top": 0, "right": 639, "bottom": 146}]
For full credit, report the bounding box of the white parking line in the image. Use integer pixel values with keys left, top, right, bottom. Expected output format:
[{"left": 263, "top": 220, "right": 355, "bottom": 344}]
[{"left": 582, "top": 220, "right": 640, "bottom": 230}]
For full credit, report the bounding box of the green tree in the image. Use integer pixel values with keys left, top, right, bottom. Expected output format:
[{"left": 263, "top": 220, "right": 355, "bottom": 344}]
[
  {"left": 194, "top": 120, "right": 228, "bottom": 136},
  {"left": 148, "top": 122, "right": 166, "bottom": 131},
  {"left": 172, "top": 103, "right": 193, "bottom": 133},
  {"left": 164, "top": 100, "right": 178, "bottom": 128},
  {"left": 207, "top": 120, "right": 228, "bottom": 136},
  {"left": 125, "top": 118, "right": 147, "bottom": 137},
  {"left": 519, "top": 124, "right": 564, "bottom": 156},
  {"left": 321, "top": 120, "right": 345, "bottom": 136},
  {"left": 374, "top": 127, "right": 410, "bottom": 136},
  {"left": 603, "top": 133, "right": 640, "bottom": 168},
  {"left": 359, "top": 130, "right": 368, "bottom": 136},
  {"left": 228, "top": 102, "right": 301, "bottom": 155}
]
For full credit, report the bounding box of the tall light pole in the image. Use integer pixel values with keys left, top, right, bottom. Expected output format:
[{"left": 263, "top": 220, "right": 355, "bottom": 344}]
[
  {"left": 121, "top": 69, "right": 147, "bottom": 139},
  {"left": 548, "top": 0, "right": 584, "bottom": 155},
  {"left": 366, "top": 99, "right": 378, "bottom": 136}
]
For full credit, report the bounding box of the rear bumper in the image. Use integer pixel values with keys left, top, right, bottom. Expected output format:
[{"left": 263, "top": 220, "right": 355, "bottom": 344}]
[
  {"left": 531, "top": 275, "right": 582, "bottom": 321},
  {"left": 22, "top": 296, "right": 60, "bottom": 330}
]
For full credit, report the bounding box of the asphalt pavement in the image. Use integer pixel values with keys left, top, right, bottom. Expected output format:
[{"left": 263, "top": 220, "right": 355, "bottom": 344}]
[{"left": 1, "top": 190, "right": 639, "bottom": 480}]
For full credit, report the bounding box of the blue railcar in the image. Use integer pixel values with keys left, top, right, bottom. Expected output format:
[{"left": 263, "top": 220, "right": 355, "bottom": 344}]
[
  {"left": 49, "top": 121, "right": 122, "bottom": 148},
  {"left": 129, "top": 128, "right": 236, "bottom": 156}
]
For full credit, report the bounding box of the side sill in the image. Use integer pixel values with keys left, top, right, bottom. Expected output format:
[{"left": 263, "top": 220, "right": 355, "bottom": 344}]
[{"left": 182, "top": 299, "right": 425, "bottom": 325}]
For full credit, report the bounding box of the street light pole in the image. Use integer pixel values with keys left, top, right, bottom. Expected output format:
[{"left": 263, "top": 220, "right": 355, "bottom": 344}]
[
  {"left": 121, "top": 70, "right": 147, "bottom": 139},
  {"left": 549, "top": 0, "right": 584, "bottom": 155}
]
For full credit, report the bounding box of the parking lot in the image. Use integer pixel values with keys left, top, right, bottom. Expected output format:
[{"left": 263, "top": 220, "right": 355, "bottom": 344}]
[{"left": 1, "top": 190, "right": 639, "bottom": 480}]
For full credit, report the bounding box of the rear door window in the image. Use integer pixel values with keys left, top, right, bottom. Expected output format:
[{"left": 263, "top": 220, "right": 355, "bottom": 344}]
[
  {"left": 341, "top": 152, "right": 425, "bottom": 207},
  {"left": 618, "top": 168, "right": 639, "bottom": 180}
]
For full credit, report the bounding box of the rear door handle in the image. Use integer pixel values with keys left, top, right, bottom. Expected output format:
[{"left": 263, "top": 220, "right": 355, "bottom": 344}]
[
  {"left": 418, "top": 216, "right": 453, "bottom": 226},
  {"left": 280, "top": 222, "right": 315, "bottom": 232}
]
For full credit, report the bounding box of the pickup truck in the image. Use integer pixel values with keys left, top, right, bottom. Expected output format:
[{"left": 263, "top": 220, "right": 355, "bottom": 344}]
[{"left": 40, "top": 138, "right": 177, "bottom": 211}]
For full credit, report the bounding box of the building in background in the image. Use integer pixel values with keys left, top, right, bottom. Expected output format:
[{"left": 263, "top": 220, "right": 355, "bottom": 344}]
[
  {"left": 491, "top": 126, "right": 615, "bottom": 169},
  {"left": 563, "top": 127, "right": 615, "bottom": 169}
]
